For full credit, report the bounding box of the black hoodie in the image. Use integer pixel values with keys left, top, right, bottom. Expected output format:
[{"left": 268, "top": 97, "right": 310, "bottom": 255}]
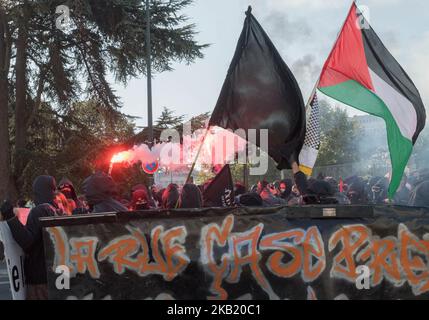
[
  {"left": 7, "top": 175, "right": 58, "bottom": 285},
  {"left": 82, "top": 172, "right": 128, "bottom": 213},
  {"left": 178, "top": 184, "right": 203, "bottom": 209},
  {"left": 162, "top": 184, "right": 180, "bottom": 209}
]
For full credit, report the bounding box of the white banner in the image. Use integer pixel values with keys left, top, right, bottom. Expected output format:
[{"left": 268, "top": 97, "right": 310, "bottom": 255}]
[{"left": 0, "top": 222, "right": 26, "bottom": 300}]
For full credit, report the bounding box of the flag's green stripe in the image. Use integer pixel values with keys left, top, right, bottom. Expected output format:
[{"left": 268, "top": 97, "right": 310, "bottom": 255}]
[{"left": 319, "top": 80, "right": 413, "bottom": 198}]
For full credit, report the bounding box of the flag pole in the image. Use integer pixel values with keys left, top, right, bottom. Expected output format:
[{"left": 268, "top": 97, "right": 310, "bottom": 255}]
[
  {"left": 184, "top": 127, "right": 209, "bottom": 185},
  {"left": 174, "top": 128, "right": 209, "bottom": 209},
  {"left": 146, "top": 0, "right": 153, "bottom": 145}
]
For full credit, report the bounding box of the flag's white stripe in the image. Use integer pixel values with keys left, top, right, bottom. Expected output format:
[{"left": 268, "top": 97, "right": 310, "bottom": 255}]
[
  {"left": 369, "top": 69, "right": 417, "bottom": 141},
  {"left": 299, "top": 145, "right": 318, "bottom": 168}
]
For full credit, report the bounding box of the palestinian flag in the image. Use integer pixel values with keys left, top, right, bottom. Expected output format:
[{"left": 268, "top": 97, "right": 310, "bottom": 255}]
[{"left": 318, "top": 3, "right": 426, "bottom": 197}]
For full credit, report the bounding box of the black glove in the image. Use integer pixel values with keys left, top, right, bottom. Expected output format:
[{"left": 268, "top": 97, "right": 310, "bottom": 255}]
[{"left": 1, "top": 200, "right": 15, "bottom": 220}]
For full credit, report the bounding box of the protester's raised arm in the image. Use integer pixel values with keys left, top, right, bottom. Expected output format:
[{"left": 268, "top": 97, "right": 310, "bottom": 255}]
[{"left": 291, "top": 161, "right": 309, "bottom": 197}]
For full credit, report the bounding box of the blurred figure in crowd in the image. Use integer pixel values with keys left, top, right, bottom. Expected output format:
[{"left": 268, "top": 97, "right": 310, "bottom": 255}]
[
  {"left": 178, "top": 184, "right": 203, "bottom": 209},
  {"left": 162, "top": 184, "right": 180, "bottom": 209}
]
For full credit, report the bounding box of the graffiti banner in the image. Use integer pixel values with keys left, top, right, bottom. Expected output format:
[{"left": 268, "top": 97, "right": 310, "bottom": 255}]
[{"left": 41, "top": 205, "right": 429, "bottom": 300}]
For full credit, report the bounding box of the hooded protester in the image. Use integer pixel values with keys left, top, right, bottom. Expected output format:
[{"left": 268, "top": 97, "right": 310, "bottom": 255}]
[
  {"left": 162, "top": 184, "right": 180, "bottom": 209},
  {"left": 322, "top": 177, "right": 350, "bottom": 205},
  {"left": 347, "top": 179, "right": 368, "bottom": 205},
  {"left": 369, "top": 177, "right": 389, "bottom": 204},
  {"left": 132, "top": 184, "right": 156, "bottom": 208},
  {"left": 324, "top": 177, "right": 339, "bottom": 193},
  {"left": 178, "top": 184, "right": 203, "bottom": 209},
  {"left": 6, "top": 175, "right": 59, "bottom": 299},
  {"left": 409, "top": 181, "right": 429, "bottom": 207},
  {"left": 130, "top": 188, "right": 151, "bottom": 211},
  {"left": 58, "top": 178, "right": 77, "bottom": 202},
  {"left": 58, "top": 178, "right": 82, "bottom": 210},
  {"left": 82, "top": 172, "right": 128, "bottom": 213}
]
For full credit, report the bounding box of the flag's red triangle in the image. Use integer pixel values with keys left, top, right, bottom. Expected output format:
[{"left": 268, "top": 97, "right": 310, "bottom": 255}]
[{"left": 319, "top": 4, "right": 374, "bottom": 91}]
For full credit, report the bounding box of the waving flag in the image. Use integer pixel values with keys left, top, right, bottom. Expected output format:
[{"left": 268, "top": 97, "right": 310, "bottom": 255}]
[
  {"left": 209, "top": 7, "right": 306, "bottom": 170},
  {"left": 317, "top": 3, "right": 426, "bottom": 197}
]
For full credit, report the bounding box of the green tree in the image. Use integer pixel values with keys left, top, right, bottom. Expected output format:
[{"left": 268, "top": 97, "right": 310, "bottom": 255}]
[
  {"left": 316, "top": 100, "right": 360, "bottom": 167},
  {"left": 17, "top": 99, "right": 136, "bottom": 198},
  {"left": 0, "top": 0, "right": 208, "bottom": 199},
  {"left": 155, "top": 106, "right": 185, "bottom": 129},
  {"left": 190, "top": 111, "right": 210, "bottom": 132},
  {"left": 0, "top": 4, "right": 12, "bottom": 198}
]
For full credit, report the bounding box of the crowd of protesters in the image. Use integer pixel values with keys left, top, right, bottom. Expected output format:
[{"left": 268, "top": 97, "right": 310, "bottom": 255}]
[{"left": 1, "top": 162, "right": 429, "bottom": 299}]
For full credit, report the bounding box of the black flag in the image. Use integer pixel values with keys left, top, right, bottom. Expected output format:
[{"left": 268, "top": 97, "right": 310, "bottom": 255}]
[
  {"left": 203, "top": 165, "right": 235, "bottom": 207},
  {"left": 209, "top": 7, "right": 306, "bottom": 169}
]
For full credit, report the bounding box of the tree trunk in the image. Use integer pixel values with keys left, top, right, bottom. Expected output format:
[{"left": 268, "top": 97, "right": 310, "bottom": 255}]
[
  {"left": 14, "top": 3, "right": 29, "bottom": 188},
  {"left": 0, "top": 6, "right": 12, "bottom": 200}
]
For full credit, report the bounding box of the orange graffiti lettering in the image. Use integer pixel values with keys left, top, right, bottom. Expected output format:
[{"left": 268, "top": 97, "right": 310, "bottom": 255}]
[
  {"left": 260, "top": 230, "right": 304, "bottom": 278},
  {"left": 329, "top": 225, "right": 370, "bottom": 281},
  {"left": 303, "top": 227, "right": 326, "bottom": 282},
  {"left": 70, "top": 237, "right": 100, "bottom": 278},
  {"left": 160, "top": 227, "right": 189, "bottom": 281},
  {"left": 399, "top": 224, "right": 429, "bottom": 295},
  {"left": 98, "top": 236, "right": 140, "bottom": 274},
  {"left": 201, "top": 215, "right": 234, "bottom": 300}
]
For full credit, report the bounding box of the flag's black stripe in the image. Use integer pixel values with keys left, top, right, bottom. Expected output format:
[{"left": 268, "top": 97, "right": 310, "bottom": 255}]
[{"left": 358, "top": 12, "right": 426, "bottom": 143}]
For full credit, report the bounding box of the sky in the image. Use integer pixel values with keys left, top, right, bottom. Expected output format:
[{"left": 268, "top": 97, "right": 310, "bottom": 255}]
[{"left": 112, "top": 0, "right": 429, "bottom": 128}]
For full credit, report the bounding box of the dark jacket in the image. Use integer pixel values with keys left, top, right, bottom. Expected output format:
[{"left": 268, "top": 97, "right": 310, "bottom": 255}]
[
  {"left": 82, "top": 172, "right": 128, "bottom": 213},
  {"left": 7, "top": 176, "right": 58, "bottom": 285},
  {"left": 162, "top": 184, "right": 180, "bottom": 209},
  {"left": 132, "top": 184, "right": 156, "bottom": 208},
  {"left": 178, "top": 184, "right": 203, "bottom": 209},
  {"left": 130, "top": 189, "right": 151, "bottom": 210},
  {"left": 236, "top": 192, "right": 264, "bottom": 207},
  {"left": 304, "top": 179, "right": 339, "bottom": 205},
  {"left": 347, "top": 179, "right": 367, "bottom": 204}
]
